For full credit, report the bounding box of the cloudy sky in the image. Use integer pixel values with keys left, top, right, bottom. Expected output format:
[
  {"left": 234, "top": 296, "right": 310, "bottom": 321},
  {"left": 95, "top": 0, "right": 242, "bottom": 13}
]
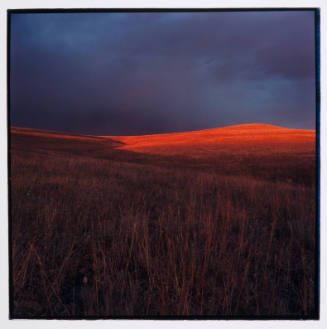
[{"left": 10, "top": 10, "right": 316, "bottom": 135}]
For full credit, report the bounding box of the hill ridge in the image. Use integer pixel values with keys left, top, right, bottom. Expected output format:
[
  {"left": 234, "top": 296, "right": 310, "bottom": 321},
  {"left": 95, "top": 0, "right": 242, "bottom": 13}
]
[{"left": 12, "top": 123, "right": 314, "bottom": 139}]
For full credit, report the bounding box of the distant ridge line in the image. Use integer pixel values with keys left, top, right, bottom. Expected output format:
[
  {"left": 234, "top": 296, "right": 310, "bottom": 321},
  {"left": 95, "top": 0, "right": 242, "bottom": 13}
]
[{"left": 11, "top": 123, "right": 315, "bottom": 139}]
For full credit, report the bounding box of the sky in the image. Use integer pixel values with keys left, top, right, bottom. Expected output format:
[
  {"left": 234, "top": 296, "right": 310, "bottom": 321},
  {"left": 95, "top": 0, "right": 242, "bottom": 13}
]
[{"left": 10, "top": 10, "right": 316, "bottom": 135}]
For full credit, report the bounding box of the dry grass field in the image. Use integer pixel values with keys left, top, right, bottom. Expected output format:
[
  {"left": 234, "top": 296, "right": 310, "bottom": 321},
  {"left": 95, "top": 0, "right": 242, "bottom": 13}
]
[{"left": 9, "top": 124, "right": 317, "bottom": 318}]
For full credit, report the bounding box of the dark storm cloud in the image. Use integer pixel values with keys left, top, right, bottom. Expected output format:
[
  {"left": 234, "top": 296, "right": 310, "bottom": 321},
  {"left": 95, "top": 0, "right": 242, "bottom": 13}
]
[{"left": 10, "top": 11, "right": 316, "bottom": 135}]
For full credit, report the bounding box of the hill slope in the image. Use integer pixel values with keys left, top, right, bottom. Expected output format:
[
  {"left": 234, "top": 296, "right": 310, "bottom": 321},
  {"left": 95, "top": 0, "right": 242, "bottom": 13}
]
[
  {"left": 104, "top": 123, "right": 315, "bottom": 158},
  {"left": 11, "top": 124, "right": 316, "bottom": 185}
]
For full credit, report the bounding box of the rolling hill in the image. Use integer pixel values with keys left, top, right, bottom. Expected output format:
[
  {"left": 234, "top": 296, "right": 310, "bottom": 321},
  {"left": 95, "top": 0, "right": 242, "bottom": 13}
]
[
  {"left": 9, "top": 123, "right": 317, "bottom": 317},
  {"left": 12, "top": 123, "right": 315, "bottom": 157},
  {"left": 11, "top": 123, "right": 316, "bottom": 185}
]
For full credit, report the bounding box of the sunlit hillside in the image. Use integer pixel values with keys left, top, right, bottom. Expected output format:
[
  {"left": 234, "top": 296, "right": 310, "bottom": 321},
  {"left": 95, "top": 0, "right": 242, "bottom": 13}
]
[{"left": 104, "top": 123, "right": 315, "bottom": 158}]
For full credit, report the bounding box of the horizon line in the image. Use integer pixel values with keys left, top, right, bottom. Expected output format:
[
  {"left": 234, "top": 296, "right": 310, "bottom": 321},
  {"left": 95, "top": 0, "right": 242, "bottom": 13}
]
[{"left": 10, "top": 123, "right": 316, "bottom": 138}]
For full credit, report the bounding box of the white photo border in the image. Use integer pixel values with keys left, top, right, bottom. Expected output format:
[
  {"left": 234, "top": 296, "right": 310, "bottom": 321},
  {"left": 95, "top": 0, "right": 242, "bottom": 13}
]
[{"left": 1, "top": 1, "right": 325, "bottom": 328}]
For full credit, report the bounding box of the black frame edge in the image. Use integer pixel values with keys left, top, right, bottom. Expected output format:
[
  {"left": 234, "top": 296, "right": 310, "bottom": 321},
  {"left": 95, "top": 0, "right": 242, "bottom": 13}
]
[{"left": 6, "top": 7, "right": 321, "bottom": 320}]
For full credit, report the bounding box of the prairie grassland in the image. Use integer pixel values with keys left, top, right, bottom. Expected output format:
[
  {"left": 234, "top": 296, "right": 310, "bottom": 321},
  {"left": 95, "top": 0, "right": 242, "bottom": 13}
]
[{"left": 10, "top": 126, "right": 317, "bottom": 317}]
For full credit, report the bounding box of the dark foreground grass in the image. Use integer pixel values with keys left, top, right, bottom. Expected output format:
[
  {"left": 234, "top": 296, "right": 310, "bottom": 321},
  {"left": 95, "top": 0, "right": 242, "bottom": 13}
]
[{"left": 10, "top": 131, "right": 317, "bottom": 318}]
